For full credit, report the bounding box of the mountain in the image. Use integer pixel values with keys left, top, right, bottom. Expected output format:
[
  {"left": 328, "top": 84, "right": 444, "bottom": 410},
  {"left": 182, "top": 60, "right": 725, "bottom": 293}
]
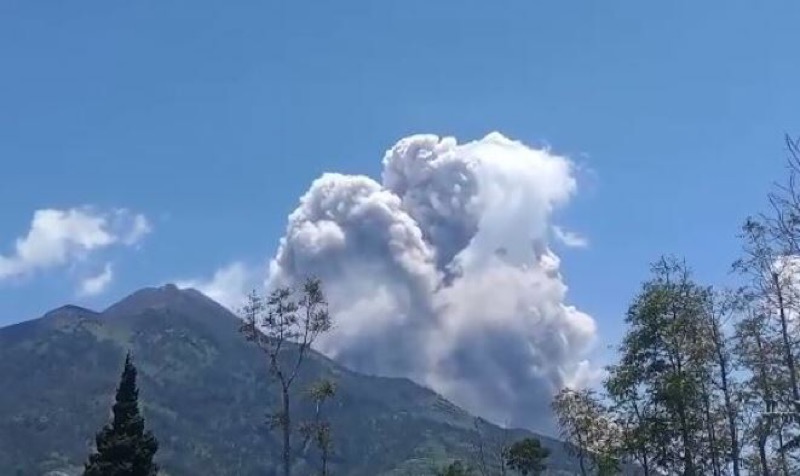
[{"left": 0, "top": 285, "right": 583, "bottom": 475}]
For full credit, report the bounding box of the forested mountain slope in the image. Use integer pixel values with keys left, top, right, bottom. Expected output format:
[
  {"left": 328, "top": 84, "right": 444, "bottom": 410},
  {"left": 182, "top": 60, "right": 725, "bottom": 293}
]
[{"left": 0, "top": 284, "right": 582, "bottom": 475}]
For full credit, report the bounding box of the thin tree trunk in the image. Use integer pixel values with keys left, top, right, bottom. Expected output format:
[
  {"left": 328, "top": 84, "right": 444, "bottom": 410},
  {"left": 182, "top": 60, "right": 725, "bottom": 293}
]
[
  {"left": 709, "top": 307, "right": 741, "bottom": 476},
  {"left": 674, "top": 359, "right": 696, "bottom": 475},
  {"left": 719, "top": 359, "right": 741, "bottom": 476},
  {"left": 282, "top": 385, "right": 291, "bottom": 476},
  {"left": 754, "top": 330, "right": 774, "bottom": 476},
  {"left": 631, "top": 399, "right": 650, "bottom": 476},
  {"left": 669, "top": 296, "right": 695, "bottom": 476},
  {"left": 701, "top": 379, "right": 721, "bottom": 476},
  {"left": 640, "top": 449, "right": 650, "bottom": 476},
  {"left": 678, "top": 407, "right": 696, "bottom": 476},
  {"left": 778, "top": 424, "right": 790, "bottom": 476},
  {"left": 773, "top": 275, "right": 796, "bottom": 476},
  {"left": 757, "top": 431, "right": 770, "bottom": 476},
  {"left": 472, "top": 419, "right": 489, "bottom": 476},
  {"left": 498, "top": 427, "right": 510, "bottom": 476},
  {"left": 573, "top": 431, "right": 588, "bottom": 476},
  {"left": 657, "top": 429, "right": 670, "bottom": 475},
  {"left": 774, "top": 273, "right": 800, "bottom": 404}
]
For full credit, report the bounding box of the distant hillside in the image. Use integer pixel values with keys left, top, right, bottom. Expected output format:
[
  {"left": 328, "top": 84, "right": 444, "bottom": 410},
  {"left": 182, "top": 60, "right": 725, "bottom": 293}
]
[{"left": 0, "top": 284, "right": 585, "bottom": 475}]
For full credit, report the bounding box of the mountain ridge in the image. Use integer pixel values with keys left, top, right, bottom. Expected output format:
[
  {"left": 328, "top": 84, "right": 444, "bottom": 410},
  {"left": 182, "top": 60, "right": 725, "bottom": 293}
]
[{"left": 0, "top": 284, "right": 583, "bottom": 475}]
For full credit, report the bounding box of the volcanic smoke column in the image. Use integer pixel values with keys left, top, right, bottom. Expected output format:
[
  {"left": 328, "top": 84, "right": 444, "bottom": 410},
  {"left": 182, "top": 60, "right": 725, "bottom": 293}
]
[{"left": 268, "top": 132, "right": 598, "bottom": 430}]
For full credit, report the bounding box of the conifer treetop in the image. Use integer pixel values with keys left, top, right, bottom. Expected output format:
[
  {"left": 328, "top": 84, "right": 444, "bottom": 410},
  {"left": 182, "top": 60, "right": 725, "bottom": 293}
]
[{"left": 83, "top": 352, "right": 159, "bottom": 476}]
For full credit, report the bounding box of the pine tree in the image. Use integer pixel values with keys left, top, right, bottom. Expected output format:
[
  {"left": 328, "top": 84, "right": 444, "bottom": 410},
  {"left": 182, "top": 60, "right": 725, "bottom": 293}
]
[{"left": 84, "top": 352, "right": 159, "bottom": 476}]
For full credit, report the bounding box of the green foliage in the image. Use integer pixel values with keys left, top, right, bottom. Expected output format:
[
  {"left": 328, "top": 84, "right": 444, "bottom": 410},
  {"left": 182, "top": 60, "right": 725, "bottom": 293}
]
[
  {"left": 0, "top": 286, "right": 576, "bottom": 475},
  {"left": 504, "top": 437, "right": 549, "bottom": 475},
  {"left": 594, "top": 452, "right": 620, "bottom": 476},
  {"left": 83, "top": 353, "right": 159, "bottom": 476},
  {"left": 553, "top": 388, "right": 619, "bottom": 476},
  {"left": 604, "top": 257, "right": 717, "bottom": 475},
  {"left": 240, "top": 276, "right": 333, "bottom": 476},
  {"left": 435, "top": 460, "right": 473, "bottom": 476},
  {"left": 300, "top": 379, "right": 337, "bottom": 476}
]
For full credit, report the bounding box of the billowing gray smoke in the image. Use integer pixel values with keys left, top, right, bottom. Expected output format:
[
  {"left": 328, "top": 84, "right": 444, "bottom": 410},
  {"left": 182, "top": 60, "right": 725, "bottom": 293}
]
[{"left": 268, "top": 132, "right": 598, "bottom": 430}]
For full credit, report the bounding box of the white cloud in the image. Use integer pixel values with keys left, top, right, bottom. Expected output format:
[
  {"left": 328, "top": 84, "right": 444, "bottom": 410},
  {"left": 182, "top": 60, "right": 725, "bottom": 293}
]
[
  {"left": 122, "top": 213, "right": 152, "bottom": 246},
  {"left": 78, "top": 263, "right": 114, "bottom": 296},
  {"left": 177, "top": 262, "right": 252, "bottom": 312},
  {"left": 553, "top": 225, "right": 589, "bottom": 248},
  {"left": 0, "top": 207, "right": 151, "bottom": 281},
  {"left": 266, "top": 132, "right": 599, "bottom": 430}
]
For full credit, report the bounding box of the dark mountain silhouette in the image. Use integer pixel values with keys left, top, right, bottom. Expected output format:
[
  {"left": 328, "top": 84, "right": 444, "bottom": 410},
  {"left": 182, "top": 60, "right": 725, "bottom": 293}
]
[{"left": 0, "top": 285, "right": 584, "bottom": 475}]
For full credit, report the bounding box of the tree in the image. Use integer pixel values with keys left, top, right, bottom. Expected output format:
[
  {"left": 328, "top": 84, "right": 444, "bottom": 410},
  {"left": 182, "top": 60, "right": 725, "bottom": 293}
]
[
  {"left": 504, "top": 438, "right": 549, "bottom": 476},
  {"left": 84, "top": 352, "right": 158, "bottom": 476},
  {"left": 703, "top": 291, "right": 742, "bottom": 476},
  {"left": 732, "top": 134, "right": 800, "bottom": 470},
  {"left": 553, "top": 388, "right": 619, "bottom": 476},
  {"left": 735, "top": 216, "right": 800, "bottom": 471},
  {"left": 605, "top": 257, "right": 722, "bottom": 475},
  {"left": 735, "top": 218, "right": 800, "bottom": 411},
  {"left": 470, "top": 418, "right": 490, "bottom": 476},
  {"left": 300, "top": 379, "right": 337, "bottom": 476},
  {"left": 595, "top": 135, "right": 800, "bottom": 476},
  {"left": 605, "top": 359, "right": 654, "bottom": 476},
  {"left": 436, "top": 460, "right": 474, "bottom": 476},
  {"left": 735, "top": 304, "right": 783, "bottom": 476},
  {"left": 470, "top": 417, "right": 515, "bottom": 476},
  {"left": 764, "top": 134, "right": 800, "bottom": 267},
  {"left": 240, "top": 276, "right": 332, "bottom": 476}
]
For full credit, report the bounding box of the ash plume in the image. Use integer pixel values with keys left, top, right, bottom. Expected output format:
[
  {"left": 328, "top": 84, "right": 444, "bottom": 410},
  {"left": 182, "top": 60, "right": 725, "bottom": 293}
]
[{"left": 268, "top": 132, "right": 598, "bottom": 430}]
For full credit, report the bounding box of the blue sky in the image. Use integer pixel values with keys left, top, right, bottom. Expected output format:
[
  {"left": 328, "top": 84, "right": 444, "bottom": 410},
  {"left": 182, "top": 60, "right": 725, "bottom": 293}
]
[{"left": 2, "top": 0, "right": 799, "bottom": 369}]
